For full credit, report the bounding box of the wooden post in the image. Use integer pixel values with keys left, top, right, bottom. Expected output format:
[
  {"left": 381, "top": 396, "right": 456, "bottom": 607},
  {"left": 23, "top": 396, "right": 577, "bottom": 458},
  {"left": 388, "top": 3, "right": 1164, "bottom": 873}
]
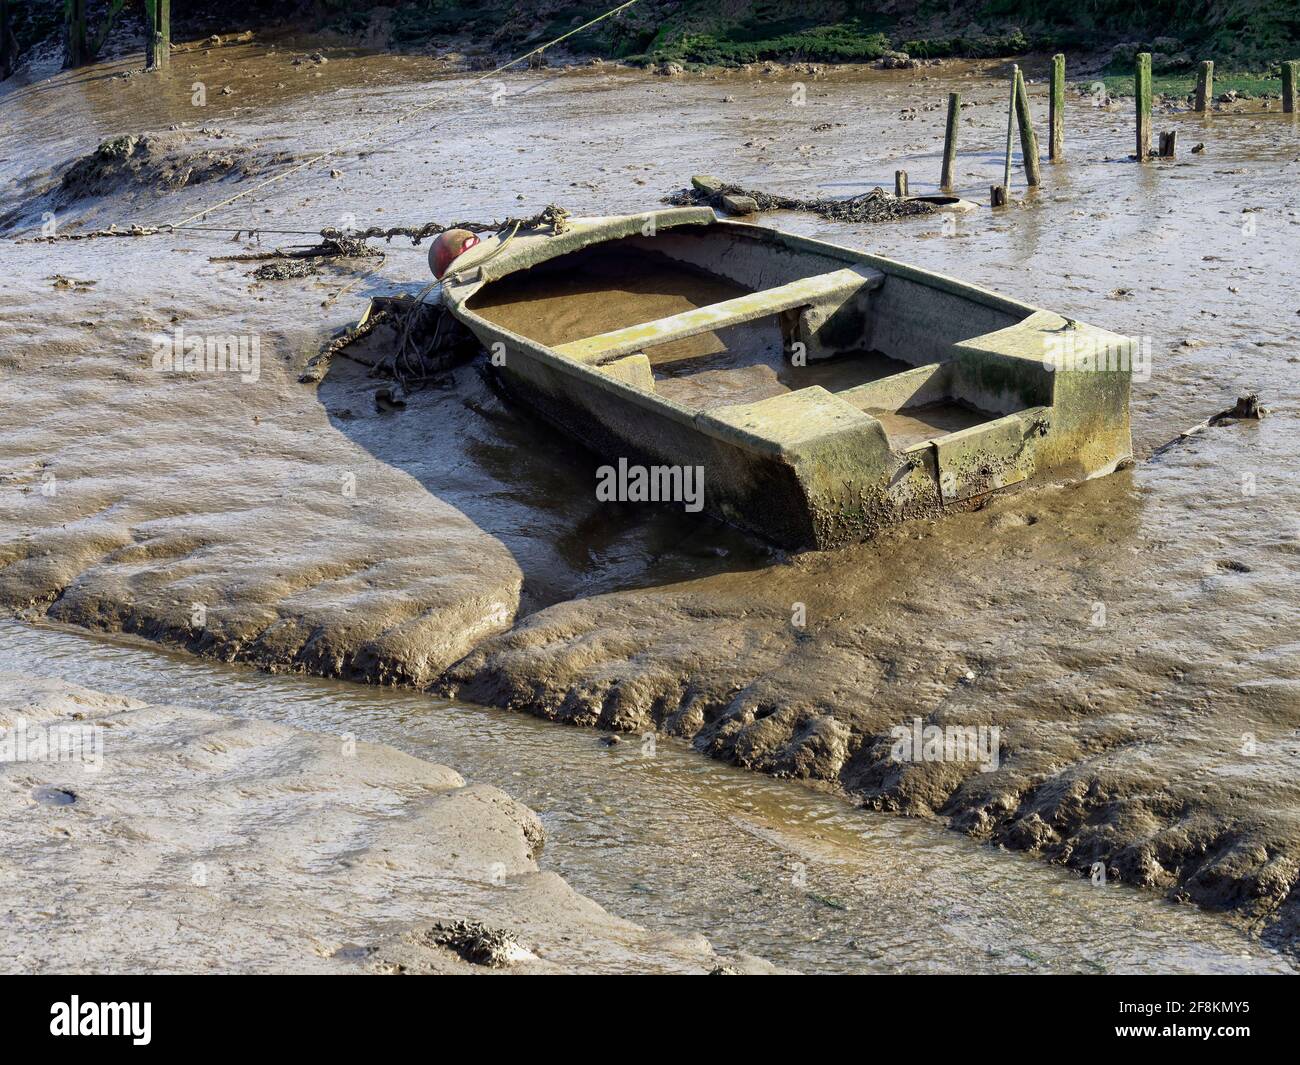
[
  {"left": 1284, "top": 61, "right": 1298, "bottom": 114},
  {"left": 1013, "top": 67, "right": 1041, "bottom": 187},
  {"left": 158, "top": 0, "right": 170, "bottom": 69},
  {"left": 146, "top": 0, "right": 171, "bottom": 71},
  {"left": 1049, "top": 54, "right": 1065, "bottom": 161},
  {"left": 1003, "top": 65, "right": 1017, "bottom": 193},
  {"left": 1135, "top": 51, "right": 1152, "bottom": 161},
  {"left": 940, "top": 92, "right": 960, "bottom": 191},
  {"left": 65, "top": 0, "right": 88, "bottom": 68},
  {"left": 894, "top": 170, "right": 909, "bottom": 197},
  {"left": 1195, "top": 60, "right": 1214, "bottom": 112},
  {"left": 990, "top": 185, "right": 1007, "bottom": 207},
  {"left": 1158, "top": 130, "right": 1177, "bottom": 158}
]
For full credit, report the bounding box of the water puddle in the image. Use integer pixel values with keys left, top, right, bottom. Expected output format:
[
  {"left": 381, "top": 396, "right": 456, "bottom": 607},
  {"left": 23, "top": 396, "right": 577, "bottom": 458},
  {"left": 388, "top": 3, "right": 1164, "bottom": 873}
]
[{"left": 1, "top": 618, "right": 1291, "bottom": 974}]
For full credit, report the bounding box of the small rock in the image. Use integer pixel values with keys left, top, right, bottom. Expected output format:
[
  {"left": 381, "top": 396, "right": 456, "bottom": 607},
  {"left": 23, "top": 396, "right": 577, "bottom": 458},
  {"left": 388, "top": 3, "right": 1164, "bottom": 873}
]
[
  {"left": 32, "top": 786, "right": 76, "bottom": 806},
  {"left": 720, "top": 193, "right": 758, "bottom": 215},
  {"left": 877, "top": 51, "right": 916, "bottom": 70},
  {"left": 374, "top": 387, "right": 406, "bottom": 413}
]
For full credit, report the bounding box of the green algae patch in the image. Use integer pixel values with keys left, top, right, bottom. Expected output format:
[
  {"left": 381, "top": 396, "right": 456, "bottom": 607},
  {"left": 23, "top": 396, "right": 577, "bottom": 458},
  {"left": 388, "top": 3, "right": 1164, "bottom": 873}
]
[{"left": 642, "top": 19, "right": 892, "bottom": 67}]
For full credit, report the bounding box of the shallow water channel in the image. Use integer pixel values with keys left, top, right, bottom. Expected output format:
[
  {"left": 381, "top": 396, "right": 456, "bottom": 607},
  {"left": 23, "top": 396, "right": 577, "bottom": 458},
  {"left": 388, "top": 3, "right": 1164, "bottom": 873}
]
[{"left": 2, "top": 619, "right": 1292, "bottom": 974}]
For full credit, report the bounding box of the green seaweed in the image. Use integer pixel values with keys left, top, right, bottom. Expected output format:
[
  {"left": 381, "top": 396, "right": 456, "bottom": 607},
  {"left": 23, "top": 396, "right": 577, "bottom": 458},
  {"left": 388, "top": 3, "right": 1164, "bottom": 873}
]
[{"left": 1098, "top": 69, "right": 1282, "bottom": 99}]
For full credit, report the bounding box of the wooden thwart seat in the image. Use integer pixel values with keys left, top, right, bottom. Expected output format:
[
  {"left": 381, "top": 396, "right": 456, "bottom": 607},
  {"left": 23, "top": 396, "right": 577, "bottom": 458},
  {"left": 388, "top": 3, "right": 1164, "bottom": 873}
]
[{"left": 554, "top": 266, "right": 884, "bottom": 364}]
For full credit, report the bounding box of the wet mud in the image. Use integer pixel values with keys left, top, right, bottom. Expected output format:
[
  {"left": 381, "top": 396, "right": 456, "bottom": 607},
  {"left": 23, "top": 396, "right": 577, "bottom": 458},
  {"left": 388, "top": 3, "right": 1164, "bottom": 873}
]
[
  {"left": 2, "top": 45, "right": 1298, "bottom": 957},
  {"left": 1, "top": 127, "right": 294, "bottom": 233},
  {"left": 4, "top": 618, "right": 1291, "bottom": 974},
  {"left": 0, "top": 667, "right": 771, "bottom": 974}
]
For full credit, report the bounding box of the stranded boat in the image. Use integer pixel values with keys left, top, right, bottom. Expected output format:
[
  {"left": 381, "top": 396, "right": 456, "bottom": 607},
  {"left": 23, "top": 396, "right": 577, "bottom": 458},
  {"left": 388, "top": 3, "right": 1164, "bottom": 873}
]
[{"left": 433, "top": 207, "right": 1133, "bottom": 550}]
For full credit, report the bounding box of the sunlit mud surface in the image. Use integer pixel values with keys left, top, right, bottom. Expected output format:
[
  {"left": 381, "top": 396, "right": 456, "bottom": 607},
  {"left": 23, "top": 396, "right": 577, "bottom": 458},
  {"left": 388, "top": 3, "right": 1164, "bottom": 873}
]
[
  {"left": 2, "top": 44, "right": 1298, "bottom": 957},
  {"left": 2, "top": 619, "right": 1292, "bottom": 974}
]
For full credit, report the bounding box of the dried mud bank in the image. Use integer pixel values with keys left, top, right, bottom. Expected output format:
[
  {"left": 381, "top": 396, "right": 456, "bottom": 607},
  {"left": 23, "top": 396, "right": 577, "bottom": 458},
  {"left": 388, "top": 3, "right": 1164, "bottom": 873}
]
[
  {"left": 2, "top": 48, "right": 1298, "bottom": 954},
  {"left": 0, "top": 672, "right": 771, "bottom": 973}
]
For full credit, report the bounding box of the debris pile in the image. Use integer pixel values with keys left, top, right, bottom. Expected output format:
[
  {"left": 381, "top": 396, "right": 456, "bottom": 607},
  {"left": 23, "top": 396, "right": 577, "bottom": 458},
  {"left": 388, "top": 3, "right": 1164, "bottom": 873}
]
[
  {"left": 423, "top": 920, "right": 533, "bottom": 968},
  {"left": 667, "top": 174, "right": 937, "bottom": 223},
  {"left": 57, "top": 130, "right": 293, "bottom": 205},
  {"left": 298, "top": 294, "right": 478, "bottom": 392}
]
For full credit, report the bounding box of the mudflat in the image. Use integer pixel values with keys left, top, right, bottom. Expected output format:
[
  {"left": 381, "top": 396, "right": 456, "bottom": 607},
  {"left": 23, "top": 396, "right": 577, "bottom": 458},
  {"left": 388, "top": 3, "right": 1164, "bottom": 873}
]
[
  {"left": 0, "top": 671, "right": 774, "bottom": 973},
  {"left": 1, "top": 42, "right": 1297, "bottom": 957}
]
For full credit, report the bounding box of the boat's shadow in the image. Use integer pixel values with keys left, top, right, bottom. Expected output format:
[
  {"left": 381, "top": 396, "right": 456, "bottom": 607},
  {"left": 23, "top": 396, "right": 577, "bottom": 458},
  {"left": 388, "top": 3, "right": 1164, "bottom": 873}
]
[{"left": 317, "top": 337, "right": 776, "bottom": 616}]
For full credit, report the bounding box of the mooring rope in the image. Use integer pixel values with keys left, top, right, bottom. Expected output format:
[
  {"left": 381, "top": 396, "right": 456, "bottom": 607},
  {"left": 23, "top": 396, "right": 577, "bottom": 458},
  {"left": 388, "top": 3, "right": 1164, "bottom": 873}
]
[{"left": 25, "top": 204, "right": 571, "bottom": 249}]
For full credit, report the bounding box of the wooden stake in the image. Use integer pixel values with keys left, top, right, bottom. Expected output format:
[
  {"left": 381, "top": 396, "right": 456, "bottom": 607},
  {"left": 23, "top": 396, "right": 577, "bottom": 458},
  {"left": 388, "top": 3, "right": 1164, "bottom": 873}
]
[
  {"left": 159, "top": 0, "right": 171, "bottom": 68},
  {"left": 940, "top": 92, "right": 960, "bottom": 191},
  {"left": 1195, "top": 60, "right": 1214, "bottom": 112},
  {"left": 894, "top": 170, "right": 909, "bottom": 197},
  {"left": 1013, "top": 67, "right": 1041, "bottom": 187},
  {"left": 1003, "top": 65, "right": 1017, "bottom": 194},
  {"left": 1049, "top": 54, "right": 1065, "bottom": 161},
  {"left": 1284, "top": 61, "right": 1298, "bottom": 114},
  {"left": 1158, "top": 130, "right": 1177, "bottom": 158},
  {"left": 1135, "top": 52, "right": 1152, "bottom": 161},
  {"left": 990, "top": 185, "right": 1007, "bottom": 208},
  {"left": 146, "top": 0, "right": 171, "bottom": 71},
  {"left": 65, "top": 0, "right": 87, "bottom": 68}
]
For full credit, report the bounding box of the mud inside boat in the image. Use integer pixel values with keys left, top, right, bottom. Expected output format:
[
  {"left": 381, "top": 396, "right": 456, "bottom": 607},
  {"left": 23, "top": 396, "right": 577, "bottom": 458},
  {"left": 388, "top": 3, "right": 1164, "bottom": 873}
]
[
  {"left": 442, "top": 210, "right": 1132, "bottom": 549},
  {"left": 467, "top": 239, "right": 1007, "bottom": 452}
]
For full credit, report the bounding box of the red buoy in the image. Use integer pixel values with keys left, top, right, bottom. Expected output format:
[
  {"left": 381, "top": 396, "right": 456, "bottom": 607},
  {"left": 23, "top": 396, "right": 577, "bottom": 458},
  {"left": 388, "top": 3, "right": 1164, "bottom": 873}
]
[{"left": 430, "top": 229, "right": 480, "bottom": 279}]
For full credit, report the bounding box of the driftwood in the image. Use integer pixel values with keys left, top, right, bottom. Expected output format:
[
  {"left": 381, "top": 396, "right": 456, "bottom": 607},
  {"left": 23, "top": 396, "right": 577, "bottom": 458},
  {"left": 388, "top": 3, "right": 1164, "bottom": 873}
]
[{"left": 1150, "top": 393, "right": 1268, "bottom": 458}]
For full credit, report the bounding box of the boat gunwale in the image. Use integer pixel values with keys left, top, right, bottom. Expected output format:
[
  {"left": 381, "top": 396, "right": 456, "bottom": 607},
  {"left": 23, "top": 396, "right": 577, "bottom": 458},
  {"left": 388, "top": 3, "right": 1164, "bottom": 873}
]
[{"left": 438, "top": 211, "right": 1119, "bottom": 461}]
